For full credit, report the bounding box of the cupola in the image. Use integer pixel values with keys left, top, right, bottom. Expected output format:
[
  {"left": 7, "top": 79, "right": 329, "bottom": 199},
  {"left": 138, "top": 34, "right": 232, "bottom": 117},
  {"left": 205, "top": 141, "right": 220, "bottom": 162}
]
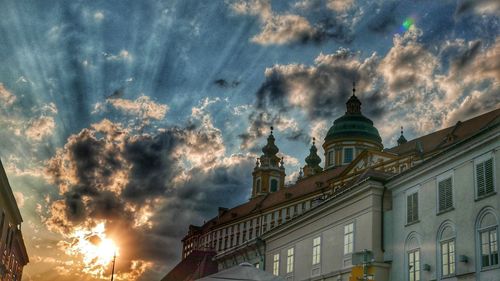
[
  {"left": 303, "top": 138, "right": 323, "bottom": 177},
  {"left": 323, "top": 82, "right": 383, "bottom": 168}
]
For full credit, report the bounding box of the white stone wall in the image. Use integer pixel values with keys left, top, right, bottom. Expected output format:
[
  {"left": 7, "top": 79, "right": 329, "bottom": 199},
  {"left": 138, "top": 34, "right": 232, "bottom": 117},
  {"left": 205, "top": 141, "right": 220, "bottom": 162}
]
[
  {"left": 388, "top": 131, "right": 500, "bottom": 281},
  {"left": 264, "top": 182, "right": 390, "bottom": 281}
]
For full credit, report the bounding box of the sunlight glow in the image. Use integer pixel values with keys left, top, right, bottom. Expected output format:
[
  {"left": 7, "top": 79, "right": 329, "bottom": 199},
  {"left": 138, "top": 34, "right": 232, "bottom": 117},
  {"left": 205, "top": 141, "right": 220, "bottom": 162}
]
[{"left": 65, "top": 222, "right": 119, "bottom": 277}]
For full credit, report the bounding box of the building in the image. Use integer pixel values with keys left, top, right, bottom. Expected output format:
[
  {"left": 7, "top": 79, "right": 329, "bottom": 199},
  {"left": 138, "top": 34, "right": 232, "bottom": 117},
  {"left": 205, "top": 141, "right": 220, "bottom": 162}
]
[
  {"left": 0, "top": 159, "right": 29, "bottom": 281},
  {"left": 163, "top": 86, "right": 499, "bottom": 281},
  {"left": 385, "top": 110, "right": 499, "bottom": 281}
]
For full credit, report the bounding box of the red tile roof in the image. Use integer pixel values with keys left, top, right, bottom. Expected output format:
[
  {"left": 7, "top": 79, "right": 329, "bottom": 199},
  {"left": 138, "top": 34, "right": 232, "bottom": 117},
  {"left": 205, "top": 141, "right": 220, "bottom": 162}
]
[
  {"left": 386, "top": 108, "right": 500, "bottom": 156},
  {"left": 199, "top": 165, "right": 348, "bottom": 232},
  {"left": 161, "top": 250, "right": 218, "bottom": 281}
]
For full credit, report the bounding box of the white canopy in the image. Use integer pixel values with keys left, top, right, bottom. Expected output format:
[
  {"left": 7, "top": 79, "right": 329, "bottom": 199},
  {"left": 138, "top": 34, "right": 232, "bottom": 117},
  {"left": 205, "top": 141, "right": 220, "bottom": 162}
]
[{"left": 196, "top": 263, "right": 285, "bottom": 281}]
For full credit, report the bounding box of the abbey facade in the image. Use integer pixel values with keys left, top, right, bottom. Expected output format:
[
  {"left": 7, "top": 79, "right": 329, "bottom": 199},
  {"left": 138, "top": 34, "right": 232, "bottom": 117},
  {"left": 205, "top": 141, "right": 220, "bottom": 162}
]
[{"left": 166, "top": 88, "right": 499, "bottom": 281}]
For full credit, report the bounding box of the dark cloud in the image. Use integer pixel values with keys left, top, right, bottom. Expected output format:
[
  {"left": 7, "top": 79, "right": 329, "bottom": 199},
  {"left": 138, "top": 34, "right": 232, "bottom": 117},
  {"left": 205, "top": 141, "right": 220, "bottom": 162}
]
[
  {"left": 366, "top": 2, "right": 399, "bottom": 34},
  {"left": 299, "top": 17, "right": 354, "bottom": 45},
  {"left": 256, "top": 50, "right": 382, "bottom": 119},
  {"left": 107, "top": 88, "right": 125, "bottom": 99},
  {"left": 451, "top": 40, "right": 482, "bottom": 71},
  {"left": 455, "top": 0, "right": 500, "bottom": 16},
  {"left": 214, "top": 79, "right": 240, "bottom": 88},
  {"left": 45, "top": 120, "right": 254, "bottom": 277}
]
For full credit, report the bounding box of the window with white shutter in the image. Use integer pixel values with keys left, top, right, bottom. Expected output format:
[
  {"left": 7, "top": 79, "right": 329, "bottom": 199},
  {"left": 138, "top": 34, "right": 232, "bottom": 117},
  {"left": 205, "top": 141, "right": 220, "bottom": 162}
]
[
  {"left": 475, "top": 157, "right": 495, "bottom": 198},
  {"left": 438, "top": 177, "right": 453, "bottom": 212},
  {"left": 407, "top": 192, "right": 419, "bottom": 224}
]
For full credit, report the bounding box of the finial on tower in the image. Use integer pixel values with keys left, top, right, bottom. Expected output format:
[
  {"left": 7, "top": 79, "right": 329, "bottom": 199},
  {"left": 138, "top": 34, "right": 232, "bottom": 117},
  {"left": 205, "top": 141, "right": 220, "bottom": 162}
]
[
  {"left": 397, "top": 126, "right": 407, "bottom": 146},
  {"left": 312, "top": 137, "right": 316, "bottom": 145},
  {"left": 352, "top": 81, "right": 356, "bottom": 96},
  {"left": 270, "top": 126, "right": 274, "bottom": 134}
]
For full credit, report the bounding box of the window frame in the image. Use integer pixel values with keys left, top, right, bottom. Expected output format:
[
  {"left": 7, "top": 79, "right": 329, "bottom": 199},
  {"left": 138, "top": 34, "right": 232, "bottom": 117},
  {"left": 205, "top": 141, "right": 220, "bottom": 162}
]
[
  {"left": 474, "top": 153, "right": 496, "bottom": 200},
  {"left": 436, "top": 171, "right": 454, "bottom": 214},
  {"left": 440, "top": 238, "right": 456, "bottom": 278},
  {"left": 273, "top": 253, "right": 280, "bottom": 276},
  {"left": 256, "top": 178, "right": 262, "bottom": 194},
  {"left": 406, "top": 187, "right": 420, "bottom": 225},
  {"left": 479, "top": 226, "right": 499, "bottom": 270},
  {"left": 344, "top": 222, "right": 354, "bottom": 255},
  {"left": 312, "top": 236, "right": 321, "bottom": 265},
  {"left": 408, "top": 248, "right": 421, "bottom": 281},
  {"left": 286, "top": 247, "right": 294, "bottom": 274},
  {"left": 270, "top": 177, "right": 279, "bottom": 193},
  {"left": 328, "top": 150, "right": 335, "bottom": 167},
  {"left": 343, "top": 147, "right": 354, "bottom": 164}
]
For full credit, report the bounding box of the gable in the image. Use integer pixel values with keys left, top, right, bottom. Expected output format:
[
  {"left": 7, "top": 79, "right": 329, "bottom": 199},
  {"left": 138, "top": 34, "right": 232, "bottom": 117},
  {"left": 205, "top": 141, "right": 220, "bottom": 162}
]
[{"left": 344, "top": 150, "right": 397, "bottom": 176}]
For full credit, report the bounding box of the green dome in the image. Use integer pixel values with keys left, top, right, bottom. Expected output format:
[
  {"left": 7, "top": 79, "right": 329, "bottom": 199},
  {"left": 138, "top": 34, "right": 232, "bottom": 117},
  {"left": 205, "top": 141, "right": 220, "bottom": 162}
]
[
  {"left": 325, "top": 114, "right": 382, "bottom": 144},
  {"left": 324, "top": 93, "right": 382, "bottom": 145}
]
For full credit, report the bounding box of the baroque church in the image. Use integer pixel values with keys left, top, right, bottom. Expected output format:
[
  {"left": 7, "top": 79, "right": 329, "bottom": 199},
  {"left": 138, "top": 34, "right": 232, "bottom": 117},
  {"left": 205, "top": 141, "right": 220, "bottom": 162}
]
[{"left": 163, "top": 86, "right": 499, "bottom": 281}]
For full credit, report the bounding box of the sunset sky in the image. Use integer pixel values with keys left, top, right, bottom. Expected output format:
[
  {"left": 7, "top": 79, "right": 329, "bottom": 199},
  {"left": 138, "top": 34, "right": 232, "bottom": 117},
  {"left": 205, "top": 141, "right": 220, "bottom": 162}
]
[{"left": 0, "top": 0, "right": 498, "bottom": 280}]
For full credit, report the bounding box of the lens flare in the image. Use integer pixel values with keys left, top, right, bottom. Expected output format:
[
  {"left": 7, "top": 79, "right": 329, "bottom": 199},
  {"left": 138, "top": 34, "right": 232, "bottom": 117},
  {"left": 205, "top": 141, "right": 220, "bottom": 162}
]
[{"left": 400, "top": 17, "right": 416, "bottom": 32}]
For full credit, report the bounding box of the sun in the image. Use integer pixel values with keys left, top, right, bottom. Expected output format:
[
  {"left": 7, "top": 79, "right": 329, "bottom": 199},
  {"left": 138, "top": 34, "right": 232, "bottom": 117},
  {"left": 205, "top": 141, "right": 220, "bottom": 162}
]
[{"left": 68, "top": 222, "right": 120, "bottom": 271}]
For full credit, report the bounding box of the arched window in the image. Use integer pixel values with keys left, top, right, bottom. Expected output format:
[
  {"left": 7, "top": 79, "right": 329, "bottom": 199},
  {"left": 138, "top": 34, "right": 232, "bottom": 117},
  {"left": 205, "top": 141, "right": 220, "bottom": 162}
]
[
  {"left": 476, "top": 208, "right": 499, "bottom": 269},
  {"left": 405, "top": 232, "right": 421, "bottom": 281},
  {"left": 256, "top": 178, "right": 261, "bottom": 194},
  {"left": 437, "top": 221, "right": 456, "bottom": 278},
  {"left": 270, "top": 179, "right": 278, "bottom": 192}
]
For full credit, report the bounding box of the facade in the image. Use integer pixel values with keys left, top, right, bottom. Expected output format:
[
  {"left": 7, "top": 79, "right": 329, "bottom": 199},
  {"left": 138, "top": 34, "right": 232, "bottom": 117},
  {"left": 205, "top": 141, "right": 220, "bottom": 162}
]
[
  {"left": 386, "top": 114, "right": 499, "bottom": 281},
  {"left": 164, "top": 88, "right": 500, "bottom": 281},
  {"left": 0, "top": 160, "right": 29, "bottom": 281}
]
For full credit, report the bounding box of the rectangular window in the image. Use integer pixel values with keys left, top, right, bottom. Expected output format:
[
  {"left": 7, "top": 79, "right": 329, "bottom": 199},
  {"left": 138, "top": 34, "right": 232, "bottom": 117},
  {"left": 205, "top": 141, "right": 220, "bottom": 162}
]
[
  {"left": 343, "top": 148, "right": 353, "bottom": 163},
  {"left": 441, "top": 240, "right": 455, "bottom": 276},
  {"left": 286, "top": 248, "right": 294, "bottom": 273},
  {"left": 328, "top": 150, "right": 334, "bottom": 166},
  {"left": 480, "top": 228, "right": 498, "bottom": 268},
  {"left": 312, "top": 237, "right": 321, "bottom": 265},
  {"left": 273, "top": 253, "right": 280, "bottom": 276},
  {"left": 344, "top": 223, "right": 354, "bottom": 254},
  {"left": 438, "top": 177, "right": 453, "bottom": 212},
  {"left": 407, "top": 192, "right": 419, "bottom": 224},
  {"left": 408, "top": 249, "right": 420, "bottom": 281},
  {"left": 476, "top": 158, "right": 495, "bottom": 197}
]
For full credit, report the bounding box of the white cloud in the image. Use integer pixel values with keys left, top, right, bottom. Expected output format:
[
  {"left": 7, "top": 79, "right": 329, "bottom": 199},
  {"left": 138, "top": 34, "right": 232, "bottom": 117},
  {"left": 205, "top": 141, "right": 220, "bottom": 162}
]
[
  {"left": 25, "top": 116, "right": 56, "bottom": 141},
  {"left": 104, "top": 50, "right": 133, "bottom": 62},
  {"left": 327, "top": 0, "right": 355, "bottom": 12},
  {"left": 0, "top": 83, "right": 16, "bottom": 106},
  {"left": 94, "top": 11, "right": 104, "bottom": 22},
  {"left": 229, "top": 0, "right": 316, "bottom": 45},
  {"left": 104, "top": 95, "right": 169, "bottom": 121}
]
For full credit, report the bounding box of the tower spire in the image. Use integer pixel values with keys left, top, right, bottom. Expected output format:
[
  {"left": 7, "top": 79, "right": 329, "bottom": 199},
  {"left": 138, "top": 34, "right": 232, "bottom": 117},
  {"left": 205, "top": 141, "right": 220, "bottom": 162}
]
[
  {"left": 352, "top": 81, "right": 356, "bottom": 96},
  {"left": 397, "top": 126, "right": 407, "bottom": 146},
  {"left": 303, "top": 137, "right": 323, "bottom": 178}
]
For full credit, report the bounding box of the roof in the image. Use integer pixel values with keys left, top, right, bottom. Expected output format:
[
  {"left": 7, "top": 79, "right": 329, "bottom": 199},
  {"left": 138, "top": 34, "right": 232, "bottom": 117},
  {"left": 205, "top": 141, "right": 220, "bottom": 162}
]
[
  {"left": 197, "top": 165, "right": 348, "bottom": 233},
  {"left": 161, "top": 250, "right": 218, "bottom": 281},
  {"left": 386, "top": 108, "right": 500, "bottom": 156},
  {"left": 325, "top": 114, "right": 382, "bottom": 144},
  {"left": 197, "top": 262, "right": 285, "bottom": 281}
]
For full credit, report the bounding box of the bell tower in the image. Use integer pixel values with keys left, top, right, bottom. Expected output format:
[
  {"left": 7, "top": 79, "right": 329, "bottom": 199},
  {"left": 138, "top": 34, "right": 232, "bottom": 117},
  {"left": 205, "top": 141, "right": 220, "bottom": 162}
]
[{"left": 252, "top": 127, "right": 286, "bottom": 198}]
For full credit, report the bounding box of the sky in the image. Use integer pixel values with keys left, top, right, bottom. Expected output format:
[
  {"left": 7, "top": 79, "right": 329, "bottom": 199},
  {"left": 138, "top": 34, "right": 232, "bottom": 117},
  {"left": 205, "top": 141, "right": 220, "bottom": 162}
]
[{"left": 0, "top": 0, "right": 498, "bottom": 280}]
